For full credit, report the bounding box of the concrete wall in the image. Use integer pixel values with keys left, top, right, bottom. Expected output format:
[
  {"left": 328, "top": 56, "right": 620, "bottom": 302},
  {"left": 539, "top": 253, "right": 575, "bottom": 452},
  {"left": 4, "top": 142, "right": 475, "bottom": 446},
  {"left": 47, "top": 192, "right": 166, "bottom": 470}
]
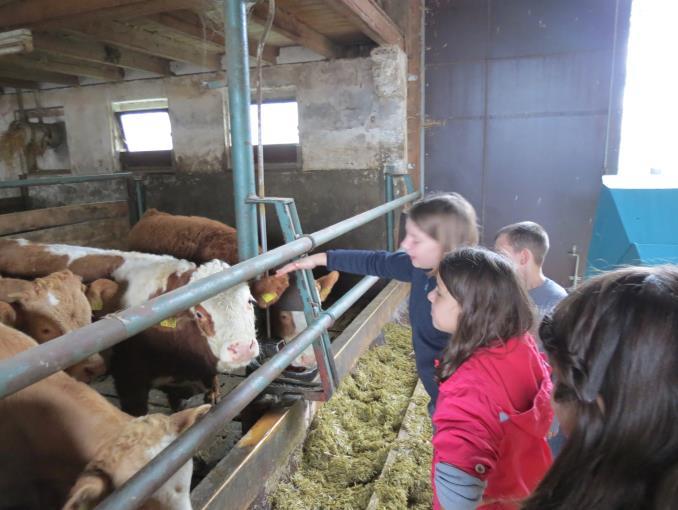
[{"left": 0, "top": 47, "right": 407, "bottom": 262}]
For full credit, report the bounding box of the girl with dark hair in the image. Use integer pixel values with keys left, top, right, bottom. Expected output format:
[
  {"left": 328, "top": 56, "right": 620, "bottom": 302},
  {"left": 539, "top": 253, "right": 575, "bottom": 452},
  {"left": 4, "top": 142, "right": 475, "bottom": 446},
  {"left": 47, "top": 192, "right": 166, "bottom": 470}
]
[
  {"left": 277, "top": 192, "right": 479, "bottom": 413},
  {"left": 523, "top": 266, "right": 678, "bottom": 510},
  {"left": 429, "top": 248, "right": 553, "bottom": 510}
]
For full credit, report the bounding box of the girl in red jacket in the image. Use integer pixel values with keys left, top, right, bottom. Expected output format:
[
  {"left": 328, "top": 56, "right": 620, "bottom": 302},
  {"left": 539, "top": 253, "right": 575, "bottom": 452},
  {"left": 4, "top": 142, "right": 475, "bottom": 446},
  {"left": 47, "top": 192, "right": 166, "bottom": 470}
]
[{"left": 428, "top": 247, "right": 553, "bottom": 510}]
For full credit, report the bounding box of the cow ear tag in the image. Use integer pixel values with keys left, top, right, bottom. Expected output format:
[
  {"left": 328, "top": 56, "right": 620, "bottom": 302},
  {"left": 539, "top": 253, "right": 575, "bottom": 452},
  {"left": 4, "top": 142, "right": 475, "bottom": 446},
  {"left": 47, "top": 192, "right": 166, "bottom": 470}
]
[
  {"left": 160, "top": 317, "right": 177, "bottom": 328},
  {"left": 262, "top": 292, "right": 277, "bottom": 304},
  {"left": 90, "top": 297, "right": 103, "bottom": 311}
]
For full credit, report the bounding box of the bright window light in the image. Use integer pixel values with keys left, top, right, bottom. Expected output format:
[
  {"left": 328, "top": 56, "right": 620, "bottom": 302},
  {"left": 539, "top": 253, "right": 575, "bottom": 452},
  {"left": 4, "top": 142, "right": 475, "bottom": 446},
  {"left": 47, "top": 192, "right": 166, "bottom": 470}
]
[
  {"left": 120, "top": 110, "right": 173, "bottom": 152},
  {"left": 618, "top": 0, "right": 678, "bottom": 176},
  {"left": 249, "top": 101, "right": 299, "bottom": 145}
]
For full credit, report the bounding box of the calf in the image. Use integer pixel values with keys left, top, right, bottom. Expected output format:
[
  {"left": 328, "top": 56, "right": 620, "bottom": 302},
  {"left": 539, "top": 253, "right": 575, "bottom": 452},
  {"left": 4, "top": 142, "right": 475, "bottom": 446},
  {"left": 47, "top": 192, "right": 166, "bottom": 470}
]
[
  {"left": 127, "top": 208, "right": 290, "bottom": 309},
  {"left": 0, "top": 270, "right": 106, "bottom": 383},
  {"left": 0, "top": 239, "right": 258, "bottom": 415},
  {"left": 0, "top": 323, "right": 209, "bottom": 510},
  {"left": 270, "top": 271, "right": 340, "bottom": 370}
]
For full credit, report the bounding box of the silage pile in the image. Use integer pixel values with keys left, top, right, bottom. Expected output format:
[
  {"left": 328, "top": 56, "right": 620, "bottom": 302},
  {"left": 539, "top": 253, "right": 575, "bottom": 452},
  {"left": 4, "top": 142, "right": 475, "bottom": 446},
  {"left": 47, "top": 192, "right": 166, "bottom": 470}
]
[{"left": 271, "top": 324, "right": 433, "bottom": 510}]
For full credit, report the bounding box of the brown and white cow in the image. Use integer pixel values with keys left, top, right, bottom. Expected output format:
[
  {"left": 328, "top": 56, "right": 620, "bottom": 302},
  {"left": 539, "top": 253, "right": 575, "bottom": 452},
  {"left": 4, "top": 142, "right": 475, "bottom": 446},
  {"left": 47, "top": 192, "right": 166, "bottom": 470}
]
[
  {"left": 0, "top": 323, "right": 209, "bottom": 510},
  {"left": 0, "top": 270, "right": 106, "bottom": 383},
  {"left": 127, "top": 208, "right": 290, "bottom": 309},
  {"left": 270, "top": 271, "right": 340, "bottom": 370},
  {"left": 0, "top": 238, "right": 258, "bottom": 415}
]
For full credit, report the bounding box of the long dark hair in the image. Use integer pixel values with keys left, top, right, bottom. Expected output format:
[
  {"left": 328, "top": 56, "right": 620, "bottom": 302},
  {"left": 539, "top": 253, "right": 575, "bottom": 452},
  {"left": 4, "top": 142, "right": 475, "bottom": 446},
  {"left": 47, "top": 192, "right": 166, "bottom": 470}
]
[
  {"left": 435, "top": 247, "right": 534, "bottom": 382},
  {"left": 523, "top": 266, "right": 678, "bottom": 510},
  {"left": 408, "top": 192, "right": 479, "bottom": 253}
]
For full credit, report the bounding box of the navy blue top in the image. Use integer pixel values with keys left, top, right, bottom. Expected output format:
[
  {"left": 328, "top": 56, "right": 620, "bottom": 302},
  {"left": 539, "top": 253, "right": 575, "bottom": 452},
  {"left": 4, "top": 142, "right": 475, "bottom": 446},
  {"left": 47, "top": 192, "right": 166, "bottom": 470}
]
[{"left": 327, "top": 250, "right": 450, "bottom": 405}]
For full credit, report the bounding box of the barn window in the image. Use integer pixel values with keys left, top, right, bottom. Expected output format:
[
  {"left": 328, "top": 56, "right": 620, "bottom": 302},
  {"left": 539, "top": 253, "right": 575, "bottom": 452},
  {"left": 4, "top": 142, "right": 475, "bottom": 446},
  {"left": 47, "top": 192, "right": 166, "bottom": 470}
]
[
  {"left": 248, "top": 100, "right": 299, "bottom": 166},
  {"left": 113, "top": 99, "right": 174, "bottom": 170}
]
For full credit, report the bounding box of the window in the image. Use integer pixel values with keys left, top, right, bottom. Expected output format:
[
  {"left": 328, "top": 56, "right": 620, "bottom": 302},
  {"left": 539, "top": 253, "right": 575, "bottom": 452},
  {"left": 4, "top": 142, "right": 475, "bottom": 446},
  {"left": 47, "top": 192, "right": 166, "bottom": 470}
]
[
  {"left": 249, "top": 101, "right": 299, "bottom": 145},
  {"left": 247, "top": 101, "right": 299, "bottom": 167},
  {"left": 113, "top": 99, "right": 173, "bottom": 170},
  {"left": 618, "top": 0, "right": 678, "bottom": 177}
]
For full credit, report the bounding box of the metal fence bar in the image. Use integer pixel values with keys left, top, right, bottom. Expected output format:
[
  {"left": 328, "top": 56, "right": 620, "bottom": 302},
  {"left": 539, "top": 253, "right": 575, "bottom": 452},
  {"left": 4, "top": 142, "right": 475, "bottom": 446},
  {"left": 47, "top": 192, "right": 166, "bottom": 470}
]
[
  {"left": 95, "top": 275, "right": 379, "bottom": 510},
  {"left": 0, "top": 173, "right": 134, "bottom": 188},
  {"left": 0, "top": 192, "right": 419, "bottom": 399}
]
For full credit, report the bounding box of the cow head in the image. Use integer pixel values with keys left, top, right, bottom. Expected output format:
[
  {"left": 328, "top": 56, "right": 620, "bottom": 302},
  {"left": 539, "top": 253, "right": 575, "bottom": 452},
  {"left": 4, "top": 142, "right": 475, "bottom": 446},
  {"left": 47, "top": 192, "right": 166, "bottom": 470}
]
[
  {"left": 0, "top": 271, "right": 107, "bottom": 383},
  {"left": 271, "top": 271, "right": 340, "bottom": 369},
  {"left": 62, "top": 404, "right": 211, "bottom": 510},
  {"left": 188, "top": 260, "right": 259, "bottom": 371}
]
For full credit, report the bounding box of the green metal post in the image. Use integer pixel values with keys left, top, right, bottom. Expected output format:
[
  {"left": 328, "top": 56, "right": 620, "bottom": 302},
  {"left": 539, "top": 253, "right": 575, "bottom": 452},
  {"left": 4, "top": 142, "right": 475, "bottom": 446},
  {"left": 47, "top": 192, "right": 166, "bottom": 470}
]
[{"left": 224, "top": 0, "right": 259, "bottom": 261}]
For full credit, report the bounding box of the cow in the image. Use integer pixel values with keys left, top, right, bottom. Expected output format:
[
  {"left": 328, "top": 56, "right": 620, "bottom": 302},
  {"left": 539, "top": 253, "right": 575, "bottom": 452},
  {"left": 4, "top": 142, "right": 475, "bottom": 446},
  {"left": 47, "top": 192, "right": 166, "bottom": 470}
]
[
  {"left": 270, "top": 271, "right": 340, "bottom": 370},
  {"left": 0, "top": 238, "right": 258, "bottom": 415},
  {"left": 0, "top": 323, "right": 209, "bottom": 510},
  {"left": 0, "top": 270, "right": 106, "bottom": 383},
  {"left": 127, "top": 208, "right": 290, "bottom": 309}
]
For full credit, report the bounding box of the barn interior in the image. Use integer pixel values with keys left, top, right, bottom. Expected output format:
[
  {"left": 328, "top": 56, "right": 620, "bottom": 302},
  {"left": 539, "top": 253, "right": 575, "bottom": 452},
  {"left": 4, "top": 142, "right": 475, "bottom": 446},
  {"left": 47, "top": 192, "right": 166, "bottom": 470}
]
[{"left": 1, "top": 1, "right": 677, "bottom": 509}]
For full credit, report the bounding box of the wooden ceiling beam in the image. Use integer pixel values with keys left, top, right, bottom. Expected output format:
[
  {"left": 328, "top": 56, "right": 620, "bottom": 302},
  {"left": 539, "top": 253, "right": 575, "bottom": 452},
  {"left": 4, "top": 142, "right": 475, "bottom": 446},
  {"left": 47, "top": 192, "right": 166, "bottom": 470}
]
[
  {"left": 146, "top": 11, "right": 279, "bottom": 63},
  {"left": 1, "top": 54, "right": 124, "bottom": 81},
  {"left": 0, "top": 29, "right": 33, "bottom": 56},
  {"left": 0, "top": 0, "right": 211, "bottom": 30},
  {"left": 325, "top": 0, "right": 403, "bottom": 49},
  {"left": 0, "top": 63, "right": 79, "bottom": 86},
  {"left": 71, "top": 20, "right": 221, "bottom": 69},
  {"left": 251, "top": 2, "right": 344, "bottom": 59},
  {"left": 0, "top": 77, "right": 40, "bottom": 90},
  {"left": 32, "top": 32, "right": 171, "bottom": 75}
]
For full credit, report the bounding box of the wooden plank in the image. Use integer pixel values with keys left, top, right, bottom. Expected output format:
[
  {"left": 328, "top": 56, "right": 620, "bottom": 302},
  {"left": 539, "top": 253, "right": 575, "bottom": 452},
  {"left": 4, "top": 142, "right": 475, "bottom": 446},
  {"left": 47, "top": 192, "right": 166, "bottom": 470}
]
[
  {"left": 146, "top": 11, "right": 279, "bottom": 64},
  {"left": 71, "top": 21, "right": 221, "bottom": 69},
  {"left": 33, "top": 32, "right": 171, "bottom": 75},
  {"left": 0, "top": 62, "right": 79, "bottom": 85},
  {"left": 0, "top": 201, "right": 128, "bottom": 236},
  {"left": 6, "top": 216, "right": 131, "bottom": 249},
  {"left": 0, "top": 0, "right": 210, "bottom": 30},
  {"left": 0, "top": 28, "right": 33, "bottom": 56},
  {"left": 1, "top": 54, "right": 124, "bottom": 81},
  {"left": 0, "top": 76, "right": 39, "bottom": 89},
  {"left": 252, "top": 2, "right": 344, "bottom": 59},
  {"left": 325, "top": 0, "right": 404, "bottom": 48}
]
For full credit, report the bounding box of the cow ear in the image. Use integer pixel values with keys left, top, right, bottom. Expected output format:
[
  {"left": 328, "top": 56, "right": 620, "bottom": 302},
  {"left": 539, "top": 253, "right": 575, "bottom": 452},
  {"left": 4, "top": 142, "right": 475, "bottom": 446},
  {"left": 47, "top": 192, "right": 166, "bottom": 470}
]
[
  {"left": 0, "top": 278, "right": 31, "bottom": 304},
  {"left": 0, "top": 301, "right": 17, "bottom": 327},
  {"left": 61, "top": 474, "right": 108, "bottom": 510},
  {"left": 86, "top": 279, "right": 119, "bottom": 312},
  {"left": 170, "top": 404, "right": 211, "bottom": 434},
  {"left": 316, "top": 271, "right": 340, "bottom": 302}
]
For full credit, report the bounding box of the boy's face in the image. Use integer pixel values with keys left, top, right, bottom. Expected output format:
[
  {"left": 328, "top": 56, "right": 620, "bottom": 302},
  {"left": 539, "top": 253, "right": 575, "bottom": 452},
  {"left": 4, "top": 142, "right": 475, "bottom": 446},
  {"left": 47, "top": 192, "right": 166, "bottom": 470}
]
[
  {"left": 494, "top": 234, "right": 529, "bottom": 283},
  {"left": 401, "top": 218, "right": 444, "bottom": 269},
  {"left": 427, "top": 275, "right": 460, "bottom": 334}
]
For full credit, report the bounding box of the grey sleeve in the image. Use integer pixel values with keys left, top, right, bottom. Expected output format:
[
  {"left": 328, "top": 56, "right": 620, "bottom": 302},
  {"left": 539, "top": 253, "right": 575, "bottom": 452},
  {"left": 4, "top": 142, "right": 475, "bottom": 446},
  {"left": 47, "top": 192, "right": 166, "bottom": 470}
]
[{"left": 434, "top": 462, "right": 486, "bottom": 510}]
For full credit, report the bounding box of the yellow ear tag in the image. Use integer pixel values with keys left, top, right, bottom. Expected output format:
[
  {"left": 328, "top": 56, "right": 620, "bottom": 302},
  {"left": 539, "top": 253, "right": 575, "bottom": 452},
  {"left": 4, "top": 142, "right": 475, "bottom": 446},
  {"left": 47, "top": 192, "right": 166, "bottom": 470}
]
[
  {"left": 160, "top": 317, "right": 177, "bottom": 328},
  {"left": 90, "top": 297, "right": 103, "bottom": 311},
  {"left": 262, "top": 292, "right": 278, "bottom": 304},
  {"left": 319, "top": 288, "right": 331, "bottom": 301}
]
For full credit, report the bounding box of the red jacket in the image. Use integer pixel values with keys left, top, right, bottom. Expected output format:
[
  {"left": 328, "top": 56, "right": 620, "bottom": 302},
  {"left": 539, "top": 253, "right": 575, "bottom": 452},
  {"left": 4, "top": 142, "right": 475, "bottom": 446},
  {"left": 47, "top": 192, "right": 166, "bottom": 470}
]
[{"left": 432, "top": 334, "right": 553, "bottom": 510}]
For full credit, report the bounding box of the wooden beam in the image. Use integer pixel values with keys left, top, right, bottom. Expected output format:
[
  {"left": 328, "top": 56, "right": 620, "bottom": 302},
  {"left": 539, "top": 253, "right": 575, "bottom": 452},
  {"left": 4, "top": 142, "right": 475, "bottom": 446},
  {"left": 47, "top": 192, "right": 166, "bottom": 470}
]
[
  {"left": 2, "top": 54, "right": 124, "bottom": 81},
  {"left": 0, "top": 63, "right": 79, "bottom": 86},
  {"left": 146, "top": 11, "right": 278, "bottom": 64},
  {"left": 71, "top": 20, "right": 221, "bottom": 69},
  {"left": 0, "top": 0, "right": 210, "bottom": 30},
  {"left": 33, "top": 32, "right": 171, "bottom": 75},
  {"left": 0, "top": 77, "right": 40, "bottom": 90},
  {"left": 325, "top": 0, "right": 404, "bottom": 48},
  {"left": 406, "top": 0, "right": 423, "bottom": 192},
  {"left": 252, "top": 2, "right": 344, "bottom": 59},
  {"left": 0, "top": 29, "right": 33, "bottom": 56}
]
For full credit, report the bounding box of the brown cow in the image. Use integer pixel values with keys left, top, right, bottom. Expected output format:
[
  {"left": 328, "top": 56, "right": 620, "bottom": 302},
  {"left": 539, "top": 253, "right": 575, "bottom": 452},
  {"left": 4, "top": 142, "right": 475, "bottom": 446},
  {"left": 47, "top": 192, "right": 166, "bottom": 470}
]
[
  {"left": 0, "top": 270, "right": 106, "bottom": 383},
  {"left": 127, "top": 209, "right": 290, "bottom": 309},
  {"left": 0, "top": 239, "right": 258, "bottom": 415},
  {"left": 0, "top": 323, "right": 209, "bottom": 510}
]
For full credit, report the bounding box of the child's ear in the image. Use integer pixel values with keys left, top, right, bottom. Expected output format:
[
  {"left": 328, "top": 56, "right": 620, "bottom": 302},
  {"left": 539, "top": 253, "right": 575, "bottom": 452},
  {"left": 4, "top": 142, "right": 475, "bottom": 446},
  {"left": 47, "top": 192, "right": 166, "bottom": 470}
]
[{"left": 519, "top": 248, "right": 531, "bottom": 266}]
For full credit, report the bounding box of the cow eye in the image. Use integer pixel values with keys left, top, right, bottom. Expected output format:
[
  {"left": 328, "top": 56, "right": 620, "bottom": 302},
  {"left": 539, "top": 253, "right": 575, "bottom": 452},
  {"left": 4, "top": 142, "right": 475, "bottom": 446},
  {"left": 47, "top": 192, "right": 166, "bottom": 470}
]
[{"left": 196, "top": 311, "right": 204, "bottom": 319}]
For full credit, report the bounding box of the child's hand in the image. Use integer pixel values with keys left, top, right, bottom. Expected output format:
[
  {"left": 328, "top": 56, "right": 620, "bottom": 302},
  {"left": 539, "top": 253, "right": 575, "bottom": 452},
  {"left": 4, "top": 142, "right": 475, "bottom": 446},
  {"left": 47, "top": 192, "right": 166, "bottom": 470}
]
[{"left": 276, "top": 253, "right": 327, "bottom": 275}]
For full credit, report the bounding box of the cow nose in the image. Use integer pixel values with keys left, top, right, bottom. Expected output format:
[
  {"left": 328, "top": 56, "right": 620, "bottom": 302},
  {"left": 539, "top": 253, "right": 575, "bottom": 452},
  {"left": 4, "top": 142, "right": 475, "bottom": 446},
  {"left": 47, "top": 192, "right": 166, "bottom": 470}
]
[{"left": 226, "top": 340, "right": 260, "bottom": 362}]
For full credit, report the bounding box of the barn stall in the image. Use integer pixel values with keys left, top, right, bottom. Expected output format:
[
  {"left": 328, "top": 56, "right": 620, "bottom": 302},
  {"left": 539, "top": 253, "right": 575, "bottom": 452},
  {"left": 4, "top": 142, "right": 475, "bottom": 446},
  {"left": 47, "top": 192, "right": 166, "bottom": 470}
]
[{"left": 0, "top": 1, "right": 425, "bottom": 509}]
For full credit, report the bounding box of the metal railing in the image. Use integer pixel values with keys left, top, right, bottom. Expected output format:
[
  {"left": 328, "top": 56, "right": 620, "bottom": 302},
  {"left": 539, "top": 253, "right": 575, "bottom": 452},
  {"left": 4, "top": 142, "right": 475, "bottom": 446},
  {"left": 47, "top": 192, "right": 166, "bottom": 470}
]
[{"left": 0, "top": 172, "right": 149, "bottom": 224}]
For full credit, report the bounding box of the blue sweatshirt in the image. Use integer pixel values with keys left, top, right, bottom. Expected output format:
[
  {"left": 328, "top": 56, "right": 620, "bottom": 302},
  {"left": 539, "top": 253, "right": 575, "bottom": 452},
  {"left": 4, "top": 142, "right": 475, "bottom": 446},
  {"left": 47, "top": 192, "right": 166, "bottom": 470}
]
[{"left": 327, "top": 250, "right": 450, "bottom": 406}]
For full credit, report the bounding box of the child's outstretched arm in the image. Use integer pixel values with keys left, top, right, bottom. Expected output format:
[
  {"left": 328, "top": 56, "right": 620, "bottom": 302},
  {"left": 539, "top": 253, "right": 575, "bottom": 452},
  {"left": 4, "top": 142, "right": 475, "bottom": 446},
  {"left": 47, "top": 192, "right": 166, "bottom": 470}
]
[
  {"left": 278, "top": 250, "right": 415, "bottom": 282},
  {"left": 434, "top": 463, "right": 485, "bottom": 510}
]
